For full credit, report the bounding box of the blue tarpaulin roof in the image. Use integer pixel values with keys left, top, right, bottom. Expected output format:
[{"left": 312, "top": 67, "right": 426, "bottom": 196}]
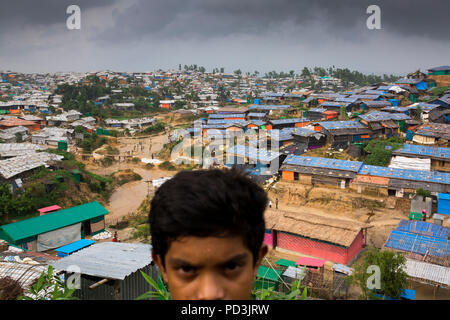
[
  {"left": 393, "top": 144, "right": 450, "bottom": 159},
  {"left": 385, "top": 230, "right": 449, "bottom": 257},
  {"left": 318, "top": 120, "right": 367, "bottom": 130},
  {"left": 358, "top": 164, "right": 450, "bottom": 185},
  {"left": 381, "top": 106, "right": 409, "bottom": 113},
  {"left": 248, "top": 113, "right": 266, "bottom": 117},
  {"left": 308, "top": 108, "right": 326, "bottom": 113},
  {"left": 335, "top": 97, "right": 358, "bottom": 103},
  {"left": 209, "top": 114, "right": 245, "bottom": 119},
  {"left": 249, "top": 104, "right": 291, "bottom": 111},
  {"left": 283, "top": 155, "right": 364, "bottom": 172},
  {"left": 55, "top": 239, "right": 96, "bottom": 254},
  {"left": 269, "top": 118, "right": 309, "bottom": 125},
  {"left": 319, "top": 102, "right": 343, "bottom": 107},
  {"left": 407, "top": 103, "right": 440, "bottom": 112},
  {"left": 396, "top": 220, "right": 449, "bottom": 239},
  {"left": 358, "top": 111, "right": 410, "bottom": 122},
  {"left": 362, "top": 100, "right": 392, "bottom": 107},
  {"left": 207, "top": 119, "right": 247, "bottom": 125},
  {"left": 270, "top": 128, "right": 295, "bottom": 141},
  {"left": 291, "top": 127, "right": 319, "bottom": 137},
  {"left": 227, "top": 144, "right": 280, "bottom": 163}
]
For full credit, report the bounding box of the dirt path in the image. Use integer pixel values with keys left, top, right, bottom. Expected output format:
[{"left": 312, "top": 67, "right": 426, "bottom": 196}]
[
  {"left": 81, "top": 131, "right": 175, "bottom": 224},
  {"left": 104, "top": 167, "right": 175, "bottom": 224}
]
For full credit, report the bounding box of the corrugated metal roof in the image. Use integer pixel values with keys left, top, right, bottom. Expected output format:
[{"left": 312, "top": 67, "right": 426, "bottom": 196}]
[
  {"left": 332, "top": 264, "right": 353, "bottom": 275},
  {"left": 283, "top": 155, "right": 364, "bottom": 172},
  {"left": 0, "top": 202, "right": 108, "bottom": 242},
  {"left": 404, "top": 258, "right": 450, "bottom": 287},
  {"left": 0, "top": 152, "right": 64, "bottom": 179},
  {"left": 50, "top": 242, "right": 153, "bottom": 280},
  {"left": 282, "top": 266, "right": 306, "bottom": 280}
]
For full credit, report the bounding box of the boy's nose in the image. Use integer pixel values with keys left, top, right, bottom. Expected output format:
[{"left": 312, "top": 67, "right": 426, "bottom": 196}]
[{"left": 196, "top": 273, "right": 226, "bottom": 300}]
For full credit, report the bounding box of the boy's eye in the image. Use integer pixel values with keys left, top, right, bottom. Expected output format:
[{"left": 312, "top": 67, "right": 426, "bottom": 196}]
[
  {"left": 224, "top": 262, "right": 242, "bottom": 272},
  {"left": 179, "top": 265, "right": 196, "bottom": 274}
]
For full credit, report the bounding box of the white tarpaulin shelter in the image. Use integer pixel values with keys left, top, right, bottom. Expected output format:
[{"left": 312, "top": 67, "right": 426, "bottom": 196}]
[
  {"left": 389, "top": 156, "right": 431, "bottom": 171},
  {"left": 141, "top": 158, "right": 161, "bottom": 164},
  {"left": 37, "top": 223, "right": 81, "bottom": 252},
  {"left": 388, "top": 85, "right": 407, "bottom": 93},
  {"left": 152, "top": 177, "right": 172, "bottom": 188}
]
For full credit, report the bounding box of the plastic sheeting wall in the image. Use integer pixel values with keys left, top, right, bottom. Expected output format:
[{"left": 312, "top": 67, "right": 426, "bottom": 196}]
[
  {"left": 437, "top": 197, "right": 450, "bottom": 215},
  {"left": 277, "top": 232, "right": 349, "bottom": 265},
  {"left": 37, "top": 223, "right": 81, "bottom": 252},
  {"left": 389, "top": 156, "right": 431, "bottom": 171}
]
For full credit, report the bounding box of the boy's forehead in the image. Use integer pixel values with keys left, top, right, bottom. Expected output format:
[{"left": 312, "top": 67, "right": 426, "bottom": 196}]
[{"left": 165, "top": 235, "right": 251, "bottom": 263}]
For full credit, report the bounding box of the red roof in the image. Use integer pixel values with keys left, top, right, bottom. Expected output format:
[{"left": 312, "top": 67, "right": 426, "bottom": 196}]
[
  {"left": 38, "top": 205, "right": 62, "bottom": 214},
  {"left": 296, "top": 257, "right": 326, "bottom": 267},
  {"left": 0, "top": 118, "right": 39, "bottom": 127}
]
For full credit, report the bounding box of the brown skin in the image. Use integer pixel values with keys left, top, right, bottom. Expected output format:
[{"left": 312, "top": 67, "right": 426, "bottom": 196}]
[{"left": 152, "top": 235, "right": 268, "bottom": 300}]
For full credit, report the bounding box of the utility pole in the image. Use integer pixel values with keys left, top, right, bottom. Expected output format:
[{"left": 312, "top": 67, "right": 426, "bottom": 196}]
[{"left": 144, "top": 180, "right": 152, "bottom": 197}]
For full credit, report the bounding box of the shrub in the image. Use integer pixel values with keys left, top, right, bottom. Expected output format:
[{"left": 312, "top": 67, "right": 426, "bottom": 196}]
[
  {"left": 159, "top": 161, "right": 177, "bottom": 171},
  {"left": 415, "top": 188, "right": 431, "bottom": 198}
]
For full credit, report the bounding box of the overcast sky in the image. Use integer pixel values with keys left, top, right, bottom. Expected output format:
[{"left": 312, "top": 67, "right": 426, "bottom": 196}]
[{"left": 0, "top": 0, "right": 449, "bottom": 75}]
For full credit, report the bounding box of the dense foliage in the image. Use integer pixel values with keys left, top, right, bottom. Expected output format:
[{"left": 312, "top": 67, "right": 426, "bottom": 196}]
[
  {"left": 348, "top": 247, "right": 407, "bottom": 300},
  {"left": 363, "top": 137, "right": 404, "bottom": 167}
]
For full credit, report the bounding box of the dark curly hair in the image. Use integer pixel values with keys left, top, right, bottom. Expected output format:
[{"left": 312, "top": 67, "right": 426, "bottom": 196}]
[{"left": 149, "top": 168, "right": 268, "bottom": 266}]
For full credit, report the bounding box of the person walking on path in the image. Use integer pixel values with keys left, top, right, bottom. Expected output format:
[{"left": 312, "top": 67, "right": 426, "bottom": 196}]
[
  {"left": 269, "top": 200, "right": 272, "bottom": 208},
  {"left": 275, "top": 198, "right": 278, "bottom": 210}
]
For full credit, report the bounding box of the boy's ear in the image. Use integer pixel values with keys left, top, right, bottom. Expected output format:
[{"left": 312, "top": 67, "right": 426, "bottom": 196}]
[
  {"left": 152, "top": 250, "right": 168, "bottom": 283},
  {"left": 253, "top": 244, "right": 268, "bottom": 274}
]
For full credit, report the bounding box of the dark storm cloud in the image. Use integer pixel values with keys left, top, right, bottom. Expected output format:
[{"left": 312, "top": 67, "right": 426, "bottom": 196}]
[
  {"left": 96, "top": 0, "right": 450, "bottom": 43},
  {"left": 0, "top": 0, "right": 118, "bottom": 29}
]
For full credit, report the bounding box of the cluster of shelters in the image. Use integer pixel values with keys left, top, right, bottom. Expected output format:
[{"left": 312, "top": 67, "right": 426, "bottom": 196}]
[
  {"left": 280, "top": 155, "right": 450, "bottom": 196},
  {"left": 104, "top": 117, "right": 156, "bottom": 130},
  {"left": 384, "top": 220, "right": 449, "bottom": 281}
]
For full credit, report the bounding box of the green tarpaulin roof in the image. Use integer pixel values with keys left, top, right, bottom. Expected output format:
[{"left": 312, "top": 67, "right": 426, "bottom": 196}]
[
  {"left": 257, "top": 266, "right": 283, "bottom": 282},
  {"left": 275, "top": 259, "right": 297, "bottom": 267},
  {"left": 0, "top": 202, "right": 108, "bottom": 242}
]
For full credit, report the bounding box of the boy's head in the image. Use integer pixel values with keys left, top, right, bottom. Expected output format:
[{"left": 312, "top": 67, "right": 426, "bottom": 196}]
[{"left": 149, "top": 168, "right": 268, "bottom": 300}]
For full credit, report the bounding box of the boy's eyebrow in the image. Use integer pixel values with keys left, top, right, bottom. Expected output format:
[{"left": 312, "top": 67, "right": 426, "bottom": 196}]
[{"left": 168, "top": 253, "right": 250, "bottom": 268}]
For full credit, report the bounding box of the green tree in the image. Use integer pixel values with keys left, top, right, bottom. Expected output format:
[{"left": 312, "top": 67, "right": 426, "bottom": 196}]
[
  {"left": 19, "top": 266, "right": 78, "bottom": 300},
  {"left": 348, "top": 247, "right": 407, "bottom": 300}
]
